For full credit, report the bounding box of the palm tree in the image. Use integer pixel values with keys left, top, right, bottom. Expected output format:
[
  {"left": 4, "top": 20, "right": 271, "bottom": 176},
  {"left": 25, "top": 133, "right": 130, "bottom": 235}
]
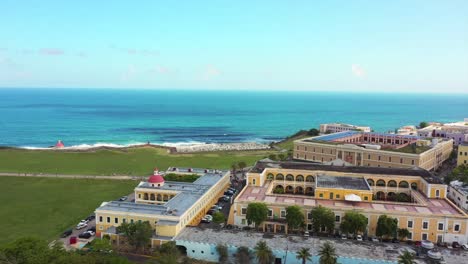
[
  {"left": 318, "top": 241, "right": 338, "bottom": 264},
  {"left": 254, "top": 240, "right": 274, "bottom": 264},
  {"left": 397, "top": 250, "right": 415, "bottom": 264},
  {"left": 231, "top": 162, "right": 238, "bottom": 177},
  {"left": 296, "top": 247, "right": 312, "bottom": 264}
]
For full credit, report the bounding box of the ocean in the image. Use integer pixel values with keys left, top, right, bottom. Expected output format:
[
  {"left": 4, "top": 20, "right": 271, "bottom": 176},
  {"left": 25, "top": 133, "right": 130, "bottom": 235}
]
[{"left": 0, "top": 88, "right": 467, "bottom": 148}]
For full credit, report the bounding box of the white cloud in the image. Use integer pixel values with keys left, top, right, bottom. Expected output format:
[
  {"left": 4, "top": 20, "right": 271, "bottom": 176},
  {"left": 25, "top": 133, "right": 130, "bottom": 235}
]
[
  {"left": 351, "top": 64, "right": 366, "bottom": 78},
  {"left": 202, "top": 65, "right": 221, "bottom": 80}
]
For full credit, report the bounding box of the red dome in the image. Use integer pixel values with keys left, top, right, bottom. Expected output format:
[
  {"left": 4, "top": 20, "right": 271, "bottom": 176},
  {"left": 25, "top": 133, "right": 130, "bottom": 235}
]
[{"left": 148, "top": 174, "right": 165, "bottom": 184}]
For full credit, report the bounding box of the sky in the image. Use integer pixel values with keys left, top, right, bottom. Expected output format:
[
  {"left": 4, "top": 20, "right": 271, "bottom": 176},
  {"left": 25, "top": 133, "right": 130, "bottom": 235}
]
[{"left": 0, "top": 1, "right": 467, "bottom": 93}]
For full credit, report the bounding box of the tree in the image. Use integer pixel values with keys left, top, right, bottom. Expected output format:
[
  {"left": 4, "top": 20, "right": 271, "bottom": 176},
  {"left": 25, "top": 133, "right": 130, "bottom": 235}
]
[
  {"left": 376, "top": 215, "right": 398, "bottom": 239},
  {"left": 246, "top": 202, "right": 269, "bottom": 228},
  {"left": 449, "top": 165, "right": 468, "bottom": 184},
  {"left": 216, "top": 244, "right": 229, "bottom": 264},
  {"left": 398, "top": 250, "right": 416, "bottom": 264},
  {"left": 397, "top": 228, "right": 410, "bottom": 241},
  {"left": 296, "top": 247, "right": 312, "bottom": 264},
  {"left": 419, "top": 121, "right": 428, "bottom": 128},
  {"left": 92, "top": 237, "right": 113, "bottom": 252},
  {"left": 231, "top": 162, "right": 238, "bottom": 176},
  {"left": 318, "top": 241, "right": 338, "bottom": 264},
  {"left": 340, "top": 211, "right": 367, "bottom": 236},
  {"left": 156, "top": 241, "right": 180, "bottom": 264},
  {"left": 308, "top": 128, "right": 320, "bottom": 136},
  {"left": 254, "top": 240, "right": 275, "bottom": 264},
  {"left": 310, "top": 205, "right": 335, "bottom": 234},
  {"left": 286, "top": 205, "right": 305, "bottom": 231},
  {"left": 213, "top": 211, "right": 226, "bottom": 224},
  {"left": 238, "top": 161, "right": 247, "bottom": 177},
  {"left": 235, "top": 246, "right": 252, "bottom": 264},
  {"left": 268, "top": 154, "right": 277, "bottom": 161},
  {"left": 278, "top": 153, "right": 286, "bottom": 161},
  {"left": 117, "top": 221, "right": 153, "bottom": 252}
]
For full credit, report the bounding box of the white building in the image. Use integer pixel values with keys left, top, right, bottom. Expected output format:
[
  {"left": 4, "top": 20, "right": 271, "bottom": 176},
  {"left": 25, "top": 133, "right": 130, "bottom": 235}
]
[
  {"left": 448, "top": 181, "right": 468, "bottom": 213},
  {"left": 319, "top": 123, "right": 371, "bottom": 134},
  {"left": 417, "top": 120, "right": 468, "bottom": 146}
]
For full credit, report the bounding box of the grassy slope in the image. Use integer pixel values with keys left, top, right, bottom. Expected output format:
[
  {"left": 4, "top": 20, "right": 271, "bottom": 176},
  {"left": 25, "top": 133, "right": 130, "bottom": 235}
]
[
  {"left": 0, "top": 147, "right": 275, "bottom": 175},
  {"left": 0, "top": 177, "right": 136, "bottom": 245},
  {"left": 274, "top": 133, "right": 310, "bottom": 151}
]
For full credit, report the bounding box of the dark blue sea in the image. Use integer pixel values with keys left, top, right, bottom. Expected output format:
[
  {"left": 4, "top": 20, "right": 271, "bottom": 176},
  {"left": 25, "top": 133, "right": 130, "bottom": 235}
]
[{"left": 0, "top": 88, "right": 467, "bottom": 148}]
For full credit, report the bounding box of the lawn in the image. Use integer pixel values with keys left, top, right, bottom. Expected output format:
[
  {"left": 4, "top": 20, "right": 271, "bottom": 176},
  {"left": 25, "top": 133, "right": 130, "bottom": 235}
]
[
  {"left": 0, "top": 147, "right": 275, "bottom": 176},
  {"left": 0, "top": 177, "right": 137, "bottom": 245}
]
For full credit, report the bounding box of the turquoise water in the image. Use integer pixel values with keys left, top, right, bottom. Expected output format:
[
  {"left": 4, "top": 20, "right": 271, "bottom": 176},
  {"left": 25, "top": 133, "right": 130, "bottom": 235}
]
[{"left": 0, "top": 88, "right": 467, "bottom": 147}]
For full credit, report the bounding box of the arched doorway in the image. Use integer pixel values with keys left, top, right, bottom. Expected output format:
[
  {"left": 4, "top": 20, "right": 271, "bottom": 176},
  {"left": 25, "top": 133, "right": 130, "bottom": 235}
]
[
  {"left": 296, "top": 175, "right": 304, "bottom": 182},
  {"left": 295, "top": 186, "right": 304, "bottom": 194},
  {"left": 376, "top": 191, "right": 385, "bottom": 200},
  {"left": 388, "top": 180, "right": 397, "bottom": 187},
  {"left": 305, "top": 187, "right": 314, "bottom": 196},
  {"left": 398, "top": 181, "right": 409, "bottom": 188},
  {"left": 285, "top": 185, "right": 294, "bottom": 194},
  {"left": 376, "top": 180, "right": 386, "bottom": 187},
  {"left": 286, "top": 174, "right": 294, "bottom": 181},
  {"left": 367, "top": 179, "right": 375, "bottom": 186},
  {"left": 411, "top": 182, "right": 417, "bottom": 190},
  {"left": 276, "top": 174, "right": 284, "bottom": 181},
  {"left": 306, "top": 175, "right": 314, "bottom": 182},
  {"left": 274, "top": 185, "right": 284, "bottom": 194}
]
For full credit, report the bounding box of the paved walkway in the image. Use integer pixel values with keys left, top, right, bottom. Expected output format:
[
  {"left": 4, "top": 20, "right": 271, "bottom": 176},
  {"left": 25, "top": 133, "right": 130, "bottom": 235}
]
[{"left": 0, "top": 172, "right": 143, "bottom": 180}]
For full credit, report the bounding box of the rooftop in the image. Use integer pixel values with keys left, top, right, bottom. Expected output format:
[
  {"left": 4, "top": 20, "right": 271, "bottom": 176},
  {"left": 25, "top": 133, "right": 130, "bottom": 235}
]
[
  {"left": 251, "top": 160, "right": 442, "bottom": 184},
  {"left": 316, "top": 175, "right": 370, "bottom": 191},
  {"left": 96, "top": 169, "right": 228, "bottom": 217}
]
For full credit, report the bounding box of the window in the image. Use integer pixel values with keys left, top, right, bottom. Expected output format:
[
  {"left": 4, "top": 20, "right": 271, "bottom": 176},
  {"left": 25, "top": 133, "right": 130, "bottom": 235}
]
[
  {"left": 305, "top": 147, "right": 307, "bottom": 151},
  {"left": 400, "top": 158, "right": 403, "bottom": 163},
  {"left": 411, "top": 160, "right": 415, "bottom": 165},
  {"left": 389, "top": 157, "right": 392, "bottom": 162},
  {"left": 268, "top": 209, "right": 273, "bottom": 217},
  {"left": 241, "top": 219, "right": 246, "bottom": 225},
  {"left": 138, "top": 194, "right": 141, "bottom": 198},
  {"left": 99, "top": 216, "right": 103, "bottom": 222},
  {"left": 296, "top": 154, "right": 299, "bottom": 159},
  {"left": 307, "top": 212, "right": 312, "bottom": 220},
  {"left": 438, "top": 223, "right": 444, "bottom": 231},
  {"left": 123, "top": 218, "right": 126, "bottom": 223},
  {"left": 241, "top": 207, "right": 247, "bottom": 215},
  {"left": 368, "top": 154, "right": 371, "bottom": 159},
  {"left": 364, "top": 196, "right": 368, "bottom": 201},
  {"left": 336, "top": 194, "right": 340, "bottom": 199},
  {"left": 454, "top": 224, "right": 460, "bottom": 232},
  {"left": 435, "top": 189, "right": 440, "bottom": 197},
  {"left": 106, "top": 217, "right": 110, "bottom": 223},
  {"left": 407, "top": 232, "right": 412, "bottom": 240},
  {"left": 335, "top": 215, "right": 340, "bottom": 222},
  {"left": 115, "top": 218, "right": 119, "bottom": 224},
  {"left": 422, "top": 221, "right": 428, "bottom": 230},
  {"left": 407, "top": 220, "right": 413, "bottom": 228},
  {"left": 422, "top": 233, "right": 428, "bottom": 240},
  {"left": 378, "top": 156, "right": 381, "bottom": 161},
  {"left": 130, "top": 219, "right": 134, "bottom": 224},
  {"left": 252, "top": 179, "right": 256, "bottom": 185},
  {"left": 280, "top": 210, "right": 286, "bottom": 218},
  {"left": 319, "top": 193, "right": 323, "bottom": 198}
]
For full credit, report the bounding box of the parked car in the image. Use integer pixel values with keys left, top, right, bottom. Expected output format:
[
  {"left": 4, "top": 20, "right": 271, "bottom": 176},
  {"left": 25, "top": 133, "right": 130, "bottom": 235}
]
[
  {"left": 452, "top": 241, "right": 461, "bottom": 248},
  {"left": 201, "top": 215, "right": 213, "bottom": 223},
  {"left": 461, "top": 244, "right": 468, "bottom": 250},
  {"left": 76, "top": 222, "right": 88, "bottom": 230},
  {"left": 371, "top": 237, "right": 379, "bottom": 242},
  {"left": 414, "top": 241, "right": 422, "bottom": 246},
  {"left": 79, "top": 219, "right": 89, "bottom": 225},
  {"left": 219, "top": 196, "right": 230, "bottom": 202},
  {"left": 87, "top": 227, "right": 96, "bottom": 233},
  {"left": 119, "top": 196, "right": 128, "bottom": 201},
  {"left": 356, "top": 235, "right": 363, "bottom": 241},
  {"left": 304, "top": 231, "right": 310, "bottom": 237},
  {"left": 211, "top": 205, "right": 221, "bottom": 211},
  {"left": 392, "top": 238, "right": 400, "bottom": 243},
  {"left": 85, "top": 214, "right": 95, "bottom": 222},
  {"left": 215, "top": 204, "right": 223, "bottom": 210},
  {"left": 341, "top": 234, "right": 347, "bottom": 240},
  {"left": 86, "top": 230, "right": 96, "bottom": 236},
  {"left": 78, "top": 232, "right": 92, "bottom": 239},
  {"left": 61, "top": 229, "right": 73, "bottom": 238}
]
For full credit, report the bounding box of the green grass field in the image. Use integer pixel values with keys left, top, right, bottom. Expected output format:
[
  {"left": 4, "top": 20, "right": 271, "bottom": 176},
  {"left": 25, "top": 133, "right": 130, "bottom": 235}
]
[
  {"left": 0, "top": 147, "right": 276, "bottom": 176},
  {"left": 0, "top": 177, "right": 136, "bottom": 245}
]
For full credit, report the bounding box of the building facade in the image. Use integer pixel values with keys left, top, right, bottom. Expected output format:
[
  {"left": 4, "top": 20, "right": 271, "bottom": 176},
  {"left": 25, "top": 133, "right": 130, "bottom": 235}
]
[
  {"left": 418, "top": 120, "right": 468, "bottom": 146},
  {"left": 229, "top": 160, "right": 468, "bottom": 244},
  {"left": 457, "top": 143, "right": 468, "bottom": 166},
  {"left": 294, "top": 131, "right": 453, "bottom": 171},
  {"left": 95, "top": 168, "right": 230, "bottom": 246},
  {"left": 319, "top": 123, "right": 371, "bottom": 134},
  {"left": 448, "top": 181, "right": 468, "bottom": 213}
]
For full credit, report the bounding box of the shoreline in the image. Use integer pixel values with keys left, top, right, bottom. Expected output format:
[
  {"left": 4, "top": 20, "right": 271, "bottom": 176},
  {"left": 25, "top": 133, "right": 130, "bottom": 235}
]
[{"left": 0, "top": 141, "right": 273, "bottom": 153}]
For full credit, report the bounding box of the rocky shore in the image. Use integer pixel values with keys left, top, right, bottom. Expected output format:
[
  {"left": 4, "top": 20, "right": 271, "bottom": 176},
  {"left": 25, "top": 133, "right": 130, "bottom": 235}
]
[{"left": 173, "top": 142, "right": 271, "bottom": 153}]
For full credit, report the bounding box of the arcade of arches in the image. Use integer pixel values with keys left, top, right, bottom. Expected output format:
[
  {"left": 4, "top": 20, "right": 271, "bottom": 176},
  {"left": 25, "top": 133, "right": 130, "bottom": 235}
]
[{"left": 267, "top": 172, "right": 417, "bottom": 203}]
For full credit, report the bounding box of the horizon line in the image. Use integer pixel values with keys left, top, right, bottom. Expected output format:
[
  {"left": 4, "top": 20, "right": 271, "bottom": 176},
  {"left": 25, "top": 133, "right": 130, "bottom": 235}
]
[{"left": 0, "top": 86, "right": 468, "bottom": 95}]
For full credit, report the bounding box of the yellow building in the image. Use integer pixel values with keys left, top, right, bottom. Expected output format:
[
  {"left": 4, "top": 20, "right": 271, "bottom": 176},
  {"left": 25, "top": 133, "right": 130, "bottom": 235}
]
[
  {"left": 95, "top": 168, "right": 230, "bottom": 247},
  {"left": 457, "top": 143, "right": 468, "bottom": 166},
  {"left": 229, "top": 159, "right": 468, "bottom": 244},
  {"left": 294, "top": 131, "right": 453, "bottom": 171}
]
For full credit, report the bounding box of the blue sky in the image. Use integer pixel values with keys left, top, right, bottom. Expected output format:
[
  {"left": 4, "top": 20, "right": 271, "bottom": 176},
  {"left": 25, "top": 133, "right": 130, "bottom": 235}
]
[{"left": 0, "top": 1, "right": 467, "bottom": 93}]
